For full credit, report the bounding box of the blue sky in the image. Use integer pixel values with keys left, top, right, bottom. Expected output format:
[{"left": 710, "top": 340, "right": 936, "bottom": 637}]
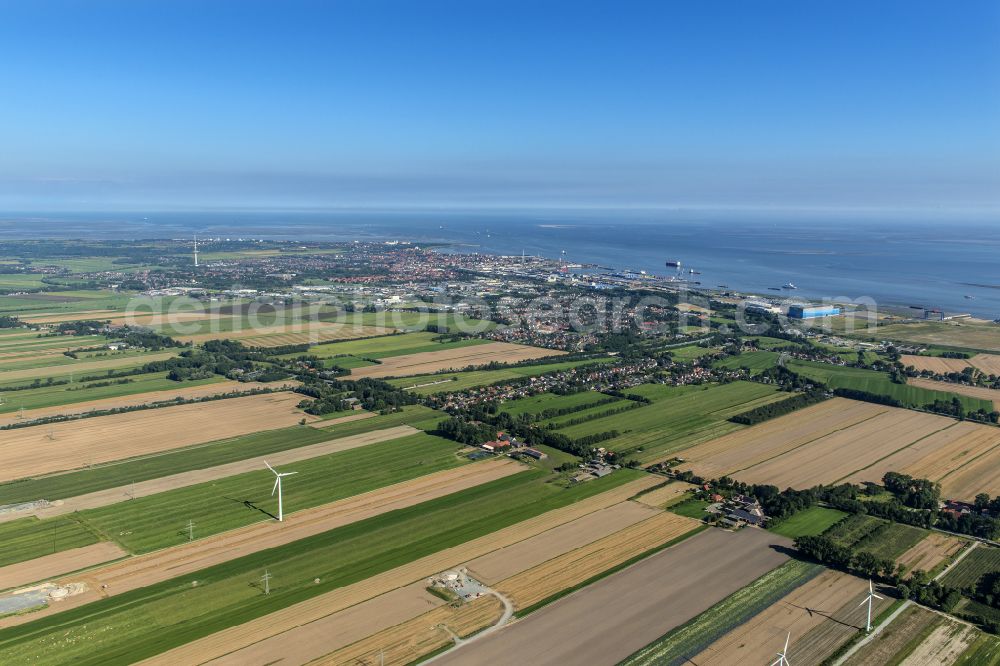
[{"left": 0, "top": 0, "right": 997, "bottom": 214}]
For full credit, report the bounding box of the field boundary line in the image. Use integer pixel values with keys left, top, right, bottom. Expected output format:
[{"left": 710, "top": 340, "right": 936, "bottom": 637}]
[{"left": 935, "top": 433, "right": 1000, "bottom": 485}]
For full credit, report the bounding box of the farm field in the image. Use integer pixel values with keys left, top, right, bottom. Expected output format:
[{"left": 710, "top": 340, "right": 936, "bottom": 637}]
[
  {"left": 387, "top": 357, "right": 614, "bottom": 394},
  {"left": 842, "top": 420, "right": 1000, "bottom": 498},
  {"left": 942, "top": 546, "right": 1000, "bottom": 590},
  {"left": 0, "top": 516, "right": 100, "bottom": 568},
  {"left": 78, "top": 430, "right": 468, "bottom": 553},
  {"left": 0, "top": 542, "right": 126, "bottom": 592},
  {"left": 769, "top": 506, "right": 847, "bottom": 539},
  {"left": 866, "top": 321, "right": 1000, "bottom": 353},
  {"left": 6, "top": 425, "right": 421, "bottom": 522},
  {"left": 666, "top": 344, "right": 718, "bottom": 361},
  {"left": 293, "top": 330, "right": 489, "bottom": 361},
  {"left": 0, "top": 378, "right": 277, "bottom": 426},
  {"left": 0, "top": 470, "right": 653, "bottom": 665},
  {"left": 0, "top": 392, "right": 313, "bottom": 482},
  {"left": 174, "top": 321, "right": 389, "bottom": 346},
  {"left": 786, "top": 359, "right": 993, "bottom": 411},
  {"left": 349, "top": 341, "right": 563, "bottom": 378},
  {"left": 909, "top": 377, "right": 1000, "bottom": 409},
  {"left": 821, "top": 513, "right": 928, "bottom": 560},
  {"left": 633, "top": 481, "right": 693, "bottom": 508},
  {"left": 540, "top": 397, "right": 636, "bottom": 428},
  {"left": 713, "top": 350, "right": 780, "bottom": 373},
  {"left": 690, "top": 569, "right": 876, "bottom": 666},
  {"left": 620, "top": 559, "right": 823, "bottom": 666},
  {"left": 0, "top": 350, "right": 178, "bottom": 386},
  {"left": 432, "top": 528, "right": 792, "bottom": 666},
  {"left": 554, "top": 381, "right": 784, "bottom": 462},
  {"left": 674, "top": 398, "right": 887, "bottom": 479},
  {"left": 902, "top": 353, "right": 1000, "bottom": 375},
  {"left": 0, "top": 408, "right": 442, "bottom": 506},
  {"left": 498, "top": 389, "right": 613, "bottom": 419},
  {"left": 698, "top": 402, "right": 956, "bottom": 491},
  {"left": 896, "top": 532, "right": 966, "bottom": 575},
  {"left": 843, "top": 604, "right": 1000, "bottom": 666}
]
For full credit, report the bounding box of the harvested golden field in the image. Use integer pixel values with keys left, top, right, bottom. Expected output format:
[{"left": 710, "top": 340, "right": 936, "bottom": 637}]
[
  {"left": 0, "top": 392, "right": 312, "bottom": 482},
  {"left": 0, "top": 542, "right": 126, "bottom": 591},
  {"left": 0, "top": 351, "right": 177, "bottom": 383},
  {"left": 466, "top": 500, "right": 661, "bottom": 583},
  {"left": 350, "top": 342, "right": 564, "bottom": 378},
  {"left": 309, "top": 594, "right": 503, "bottom": 666},
  {"left": 842, "top": 421, "right": 1000, "bottom": 489},
  {"left": 141, "top": 476, "right": 661, "bottom": 666},
  {"left": 902, "top": 355, "right": 974, "bottom": 374},
  {"left": 898, "top": 615, "right": 980, "bottom": 665},
  {"left": 20, "top": 309, "right": 123, "bottom": 324},
  {"left": 736, "top": 409, "right": 953, "bottom": 488},
  {"left": 633, "top": 481, "right": 693, "bottom": 508},
  {"left": 841, "top": 604, "right": 940, "bottom": 666},
  {"left": 909, "top": 378, "right": 1000, "bottom": 409},
  {"left": 939, "top": 443, "right": 1000, "bottom": 500},
  {"left": 692, "top": 570, "right": 869, "bottom": 666},
  {"left": 498, "top": 511, "right": 700, "bottom": 610},
  {"left": 896, "top": 533, "right": 966, "bottom": 574},
  {"left": 176, "top": 322, "right": 387, "bottom": 346},
  {"left": 972, "top": 353, "right": 1000, "bottom": 375},
  {"left": 675, "top": 398, "right": 889, "bottom": 479},
  {"left": 0, "top": 380, "right": 285, "bottom": 427}
]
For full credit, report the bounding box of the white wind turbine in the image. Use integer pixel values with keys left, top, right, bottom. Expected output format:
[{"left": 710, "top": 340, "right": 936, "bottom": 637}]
[
  {"left": 859, "top": 579, "right": 884, "bottom": 632},
  {"left": 770, "top": 631, "right": 791, "bottom": 666},
  {"left": 264, "top": 460, "right": 297, "bottom": 522}
]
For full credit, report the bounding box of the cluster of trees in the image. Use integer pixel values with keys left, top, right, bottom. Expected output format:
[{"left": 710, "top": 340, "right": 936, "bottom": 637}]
[
  {"left": 729, "top": 390, "right": 827, "bottom": 425},
  {"left": 294, "top": 377, "right": 418, "bottom": 415},
  {"left": 832, "top": 387, "right": 903, "bottom": 407},
  {"left": 434, "top": 418, "right": 497, "bottom": 445},
  {"left": 794, "top": 534, "right": 899, "bottom": 581},
  {"left": 924, "top": 397, "right": 999, "bottom": 423},
  {"left": 883, "top": 472, "right": 941, "bottom": 510},
  {"left": 713, "top": 477, "right": 817, "bottom": 521},
  {"left": 0, "top": 315, "right": 21, "bottom": 328}
]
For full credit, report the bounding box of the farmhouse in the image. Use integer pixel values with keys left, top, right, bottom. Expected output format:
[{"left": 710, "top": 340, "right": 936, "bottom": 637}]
[{"left": 721, "top": 495, "right": 766, "bottom": 527}]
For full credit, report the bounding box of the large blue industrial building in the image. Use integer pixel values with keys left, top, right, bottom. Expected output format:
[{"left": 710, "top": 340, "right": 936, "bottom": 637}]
[{"left": 788, "top": 305, "right": 841, "bottom": 319}]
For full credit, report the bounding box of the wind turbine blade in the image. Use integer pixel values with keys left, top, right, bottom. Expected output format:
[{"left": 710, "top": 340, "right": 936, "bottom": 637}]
[
  {"left": 784, "top": 632, "right": 790, "bottom": 652},
  {"left": 280, "top": 471, "right": 298, "bottom": 477},
  {"left": 263, "top": 460, "right": 276, "bottom": 474},
  {"left": 272, "top": 477, "right": 279, "bottom": 496},
  {"left": 873, "top": 594, "right": 884, "bottom": 600},
  {"left": 858, "top": 598, "right": 869, "bottom": 608},
  {"left": 770, "top": 659, "right": 781, "bottom": 666}
]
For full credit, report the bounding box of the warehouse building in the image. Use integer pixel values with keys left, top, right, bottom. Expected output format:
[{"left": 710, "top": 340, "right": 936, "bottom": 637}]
[{"left": 788, "top": 304, "right": 841, "bottom": 319}]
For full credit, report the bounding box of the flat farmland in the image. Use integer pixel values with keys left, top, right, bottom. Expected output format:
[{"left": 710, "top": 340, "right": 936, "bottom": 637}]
[
  {"left": 903, "top": 354, "right": 976, "bottom": 373},
  {"left": 714, "top": 406, "right": 954, "bottom": 489},
  {"left": 936, "top": 433, "right": 1000, "bottom": 500},
  {"left": 0, "top": 350, "right": 177, "bottom": 385},
  {"left": 431, "top": 528, "right": 791, "bottom": 666},
  {"left": 942, "top": 546, "right": 1000, "bottom": 589},
  {"left": 176, "top": 322, "right": 389, "bottom": 346},
  {"left": 675, "top": 398, "right": 887, "bottom": 479},
  {"left": 295, "top": 330, "right": 489, "bottom": 360},
  {"left": 555, "top": 381, "right": 784, "bottom": 462},
  {"left": 0, "top": 516, "right": 100, "bottom": 568},
  {"left": 691, "top": 570, "right": 872, "bottom": 666},
  {"left": 0, "top": 379, "right": 277, "bottom": 426},
  {"left": 842, "top": 421, "right": 1000, "bottom": 498},
  {"left": 349, "top": 342, "right": 563, "bottom": 378},
  {"left": 0, "top": 542, "right": 126, "bottom": 592},
  {"left": 896, "top": 532, "right": 966, "bottom": 574},
  {"left": 909, "top": 377, "right": 1000, "bottom": 409},
  {"left": 4, "top": 471, "right": 654, "bottom": 666},
  {"left": 499, "top": 389, "right": 613, "bottom": 419},
  {"left": 0, "top": 392, "right": 312, "bottom": 482},
  {"left": 633, "top": 482, "right": 692, "bottom": 508},
  {"left": 872, "top": 321, "right": 1000, "bottom": 353},
  {"left": 387, "top": 357, "right": 614, "bottom": 394}
]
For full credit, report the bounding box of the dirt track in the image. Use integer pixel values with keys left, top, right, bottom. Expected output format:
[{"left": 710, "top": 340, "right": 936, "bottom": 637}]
[
  {"left": 139, "top": 475, "right": 661, "bottom": 666},
  {"left": 350, "top": 343, "right": 564, "bottom": 378},
  {"left": 0, "top": 458, "right": 526, "bottom": 630},
  {"left": 0, "top": 380, "right": 285, "bottom": 427},
  {"left": 0, "top": 392, "right": 312, "bottom": 483},
  {"left": 0, "top": 425, "right": 419, "bottom": 522},
  {"left": 0, "top": 542, "right": 126, "bottom": 591},
  {"left": 431, "top": 528, "right": 790, "bottom": 666}
]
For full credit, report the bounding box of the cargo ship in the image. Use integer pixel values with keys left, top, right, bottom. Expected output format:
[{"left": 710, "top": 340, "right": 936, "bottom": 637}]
[{"left": 665, "top": 260, "right": 682, "bottom": 268}]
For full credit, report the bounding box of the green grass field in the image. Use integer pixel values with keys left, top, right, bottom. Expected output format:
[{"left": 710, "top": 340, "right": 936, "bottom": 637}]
[
  {"left": 0, "top": 349, "right": 180, "bottom": 387},
  {"left": 540, "top": 398, "right": 635, "bottom": 428},
  {"left": 0, "top": 405, "right": 446, "bottom": 505},
  {"left": 292, "top": 331, "right": 489, "bottom": 361},
  {"left": 498, "top": 390, "right": 612, "bottom": 419},
  {"left": 554, "top": 381, "right": 783, "bottom": 462},
  {"left": 713, "top": 350, "right": 781, "bottom": 373},
  {"left": 0, "top": 372, "right": 224, "bottom": 414},
  {"left": 769, "top": 506, "right": 847, "bottom": 539},
  {"left": 943, "top": 546, "right": 1000, "bottom": 589},
  {"left": 386, "top": 357, "right": 615, "bottom": 395},
  {"left": 667, "top": 345, "right": 718, "bottom": 361},
  {"left": 0, "top": 516, "right": 100, "bottom": 568},
  {"left": 821, "top": 513, "right": 927, "bottom": 560},
  {"left": 620, "top": 559, "right": 824, "bottom": 666},
  {"left": 0, "top": 469, "right": 644, "bottom": 666},
  {"left": 786, "top": 359, "right": 993, "bottom": 412},
  {"left": 78, "top": 431, "right": 467, "bottom": 553}
]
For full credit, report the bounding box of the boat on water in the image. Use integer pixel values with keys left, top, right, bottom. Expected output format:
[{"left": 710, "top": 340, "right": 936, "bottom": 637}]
[
  {"left": 782, "top": 283, "right": 798, "bottom": 290},
  {"left": 665, "top": 260, "right": 682, "bottom": 268}
]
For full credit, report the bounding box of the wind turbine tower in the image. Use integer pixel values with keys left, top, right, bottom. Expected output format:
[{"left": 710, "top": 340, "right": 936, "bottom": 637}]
[
  {"left": 859, "top": 579, "right": 884, "bottom": 632},
  {"left": 770, "top": 631, "right": 791, "bottom": 666},
  {"left": 264, "top": 460, "right": 297, "bottom": 522},
  {"left": 193, "top": 234, "right": 199, "bottom": 267}
]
